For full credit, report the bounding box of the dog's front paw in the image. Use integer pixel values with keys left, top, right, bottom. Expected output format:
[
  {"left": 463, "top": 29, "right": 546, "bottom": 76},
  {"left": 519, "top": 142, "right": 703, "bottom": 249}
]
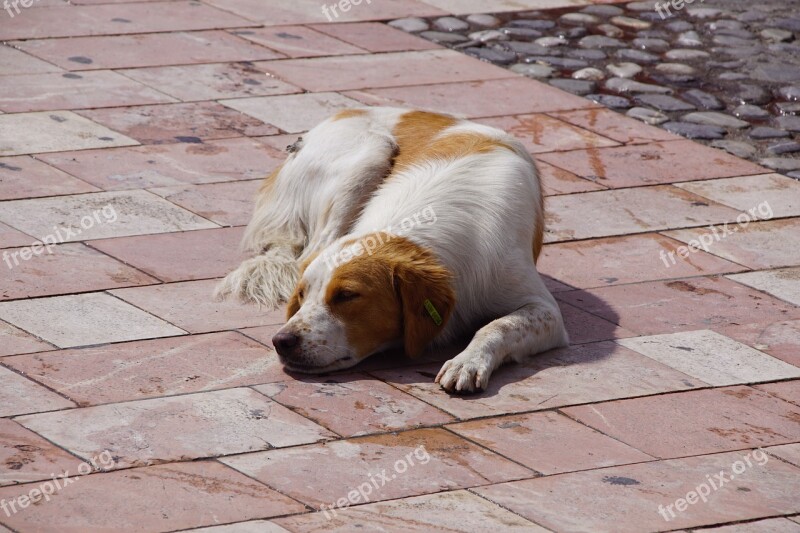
[{"left": 435, "top": 351, "right": 492, "bottom": 394}]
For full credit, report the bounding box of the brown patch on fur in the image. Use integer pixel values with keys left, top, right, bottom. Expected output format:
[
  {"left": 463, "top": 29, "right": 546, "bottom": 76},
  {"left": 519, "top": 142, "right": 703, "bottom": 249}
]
[
  {"left": 332, "top": 109, "right": 368, "bottom": 121},
  {"left": 392, "top": 111, "right": 457, "bottom": 171},
  {"left": 327, "top": 234, "right": 455, "bottom": 359}
]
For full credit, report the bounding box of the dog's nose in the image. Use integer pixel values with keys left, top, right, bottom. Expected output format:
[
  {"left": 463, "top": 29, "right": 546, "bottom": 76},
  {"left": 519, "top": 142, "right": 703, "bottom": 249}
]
[{"left": 272, "top": 331, "right": 300, "bottom": 356}]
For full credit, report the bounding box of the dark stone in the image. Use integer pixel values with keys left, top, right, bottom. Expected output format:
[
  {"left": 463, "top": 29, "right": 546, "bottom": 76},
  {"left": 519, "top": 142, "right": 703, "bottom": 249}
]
[
  {"left": 635, "top": 94, "right": 697, "bottom": 112},
  {"left": 465, "top": 47, "right": 517, "bottom": 65},
  {"left": 502, "top": 41, "right": 551, "bottom": 56},
  {"left": 749, "top": 127, "right": 791, "bottom": 139},
  {"left": 614, "top": 49, "right": 661, "bottom": 63},
  {"left": 527, "top": 56, "right": 587, "bottom": 69},
  {"left": 777, "top": 115, "right": 800, "bottom": 131},
  {"left": 738, "top": 84, "right": 772, "bottom": 105},
  {"left": 566, "top": 48, "right": 607, "bottom": 60},
  {"left": 586, "top": 94, "right": 631, "bottom": 108},
  {"left": 683, "top": 89, "right": 725, "bottom": 110},
  {"left": 548, "top": 78, "right": 597, "bottom": 95},
  {"left": 663, "top": 122, "right": 727, "bottom": 139},
  {"left": 499, "top": 27, "right": 543, "bottom": 40},
  {"left": 767, "top": 141, "right": 800, "bottom": 154},
  {"left": 508, "top": 19, "right": 556, "bottom": 30},
  {"left": 68, "top": 56, "right": 93, "bottom": 64}
]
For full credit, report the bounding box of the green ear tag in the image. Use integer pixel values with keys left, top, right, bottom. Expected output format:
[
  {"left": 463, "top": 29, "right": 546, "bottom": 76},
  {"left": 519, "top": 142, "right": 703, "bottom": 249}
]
[{"left": 423, "top": 299, "right": 443, "bottom": 326}]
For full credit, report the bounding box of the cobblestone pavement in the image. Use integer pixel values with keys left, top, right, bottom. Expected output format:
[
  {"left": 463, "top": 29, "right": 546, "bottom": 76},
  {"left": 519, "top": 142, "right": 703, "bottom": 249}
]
[
  {"left": 1, "top": 0, "right": 800, "bottom": 532},
  {"left": 393, "top": 0, "right": 800, "bottom": 177}
]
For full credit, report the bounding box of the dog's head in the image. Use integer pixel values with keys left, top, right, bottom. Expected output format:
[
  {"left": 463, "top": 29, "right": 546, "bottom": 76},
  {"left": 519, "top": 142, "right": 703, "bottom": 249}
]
[{"left": 272, "top": 233, "right": 455, "bottom": 373}]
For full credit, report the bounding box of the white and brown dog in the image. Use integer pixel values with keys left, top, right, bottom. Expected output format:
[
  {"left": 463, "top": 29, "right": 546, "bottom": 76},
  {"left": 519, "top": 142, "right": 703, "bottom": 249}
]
[{"left": 216, "top": 107, "right": 568, "bottom": 393}]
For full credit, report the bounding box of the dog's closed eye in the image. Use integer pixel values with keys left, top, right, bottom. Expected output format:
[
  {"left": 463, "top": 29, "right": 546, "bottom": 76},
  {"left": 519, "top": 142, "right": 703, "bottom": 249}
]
[{"left": 332, "top": 290, "right": 360, "bottom": 304}]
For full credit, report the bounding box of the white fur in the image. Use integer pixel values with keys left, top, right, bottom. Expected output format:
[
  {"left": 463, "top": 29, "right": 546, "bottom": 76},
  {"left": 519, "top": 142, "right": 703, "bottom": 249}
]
[{"left": 218, "top": 107, "right": 569, "bottom": 392}]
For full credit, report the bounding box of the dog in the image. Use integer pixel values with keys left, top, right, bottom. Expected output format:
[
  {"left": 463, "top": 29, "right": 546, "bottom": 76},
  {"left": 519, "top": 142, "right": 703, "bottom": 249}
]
[{"left": 216, "top": 107, "right": 568, "bottom": 393}]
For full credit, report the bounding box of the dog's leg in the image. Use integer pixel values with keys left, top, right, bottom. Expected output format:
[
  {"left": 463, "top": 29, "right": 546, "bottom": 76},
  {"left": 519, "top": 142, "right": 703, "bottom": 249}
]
[{"left": 435, "top": 297, "right": 568, "bottom": 393}]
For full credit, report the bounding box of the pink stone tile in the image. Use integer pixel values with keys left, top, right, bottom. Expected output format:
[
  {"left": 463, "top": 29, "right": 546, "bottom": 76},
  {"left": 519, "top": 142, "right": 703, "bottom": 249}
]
[
  {"left": 755, "top": 380, "right": 800, "bottom": 407},
  {"left": 449, "top": 411, "right": 652, "bottom": 475},
  {"left": 541, "top": 163, "right": 603, "bottom": 194},
  {"left": 0, "top": 2, "right": 256, "bottom": 40},
  {"left": 233, "top": 26, "right": 364, "bottom": 58},
  {"left": 697, "top": 518, "right": 800, "bottom": 533},
  {"left": 147, "top": 180, "right": 261, "bottom": 226},
  {"left": 538, "top": 141, "right": 768, "bottom": 188},
  {"left": 0, "top": 292, "right": 186, "bottom": 348},
  {"left": 221, "top": 92, "right": 364, "bottom": 134},
  {"left": 344, "top": 77, "right": 597, "bottom": 118},
  {"left": 549, "top": 107, "right": 681, "bottom": 145},
  {"left": 676, "top": 174, "right": 800, "bottom": 218},
  {"left": 559, "top": 301, "right": 636, "bottom": 344},
  {"left": 221, "top": 428, "right": 532, "bottom": 508},
  {"left": 0, "top": 366, "right": 74, "bottom": 417},
  {"left": 372, "top": 342, "right": 704, "bottom": 420},
  {"left": 0, "top": 190, "right": 217, "bottom": 242},
  {"left": 0, "top": 46, "right": 61, "bottom": 75},
  {"left": 564, "top": 386, "right": 800, "bottom": 458},
  {"left": 474, "top": 451, "right": 800, "bottom": 533},
  {"left": 0, "top": 243, "right": 157, "bottom": 301},
  {"left": 238, "top": 323, "right": 285, "bottom": 346},
  {"left": 423, "top": 0, "right": 592, "bottom": 14},
  {"left": 538, "top": 233, "right": 746, "bottom": 290},
  {"left": 719, "top": 321, "right": 800, "bottom": 368},
  {"left": 665, "top": 219, "right": 800, "bottom": 270},
  {"left": 544, "top": 185, "right": 743, "bottom": 242},
  {"left": 0, "top": 461, "right": 305, "bottom": 531},
  {"left": 4, "top": 332, "right": 290, "bottom": 406},
  {"left": 310, "top": 22, "right": 440, "bottom": 53},
  {"left": 0, "top": 419, "right": 79, "bottom": 486},
  {"left": 110, "top": 279, "right": 285, "bottom": 333},
  {"left": 15, "top": 31, "right": 282, "bottom": 71},
  {"left": 478, "top": 113, "right": 619, "bottom": 154},
  {"left": 538, "top": 162, "right": 607, "bottom": 196},
  {"left": 118, "top": 62, "right": 300, "bottom": 102},
  {"left": 766, "top": 443, "right": 800, "bottom": 470},
  {"left": 38, "top": 137, "right": 284, "bottom": 191},
  {"left": 261, "top": 49, "right": 512, "bottom": 92},
  {"left": 89, "top": 227, "right": 245, "bottom": 283},
  {"left": 204, "top": 0, "right": 445, "bottom": 25},
  {"left": 78, "top": 103, "right": 278, "bottom": 145},
  {"left": 0, "top": 71, "right": 175, "bottom": 113},
  {"left": 0, "top": 222, "right": 34, "bottom": 249},
  {"left": 557, "top": 277, "right": 800, "bottom": 336},
  {"left": 274, "top": 490, "right": 544, "bottom": 532},
  {"left": 0, "top": 320, "right": 53, "bottom": 357},
  {"left": 18, "top": 388, "right": 335, "bottom": 469},
  {"left": 255, "top": 375, "right": 453, "bottom": 437},
  {"left": 0, "top": 155, "right": 98, "bottom": 200}
]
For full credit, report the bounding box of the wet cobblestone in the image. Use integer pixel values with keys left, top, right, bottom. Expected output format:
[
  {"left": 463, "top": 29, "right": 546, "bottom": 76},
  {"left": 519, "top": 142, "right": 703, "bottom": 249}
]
[{"left": 391, "top": 0, "right": 800, "bottom": 179}]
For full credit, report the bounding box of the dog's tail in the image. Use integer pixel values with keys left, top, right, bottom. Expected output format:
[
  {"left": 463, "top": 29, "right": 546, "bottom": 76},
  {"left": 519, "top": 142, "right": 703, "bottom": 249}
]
[{"left": 214, "top": 243, "right": 299, "bottom": 310}]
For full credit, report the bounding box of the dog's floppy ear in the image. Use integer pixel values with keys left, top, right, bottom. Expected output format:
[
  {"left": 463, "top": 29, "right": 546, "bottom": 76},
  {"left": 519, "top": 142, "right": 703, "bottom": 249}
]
[{"left": 394, "top": 258, "right": 455, "bottom": 358}]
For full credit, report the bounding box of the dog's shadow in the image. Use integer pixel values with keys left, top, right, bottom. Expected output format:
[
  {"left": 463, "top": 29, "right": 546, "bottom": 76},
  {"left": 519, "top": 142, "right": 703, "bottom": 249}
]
[{"left": 289, "top": 274, "right": 620, "bottom": 401}]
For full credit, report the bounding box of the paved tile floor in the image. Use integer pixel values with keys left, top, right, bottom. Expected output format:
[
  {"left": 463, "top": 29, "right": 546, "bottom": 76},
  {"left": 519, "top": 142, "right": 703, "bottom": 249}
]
[{"left": 1, "top": 0, "right": 798, "bottom": 531}]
